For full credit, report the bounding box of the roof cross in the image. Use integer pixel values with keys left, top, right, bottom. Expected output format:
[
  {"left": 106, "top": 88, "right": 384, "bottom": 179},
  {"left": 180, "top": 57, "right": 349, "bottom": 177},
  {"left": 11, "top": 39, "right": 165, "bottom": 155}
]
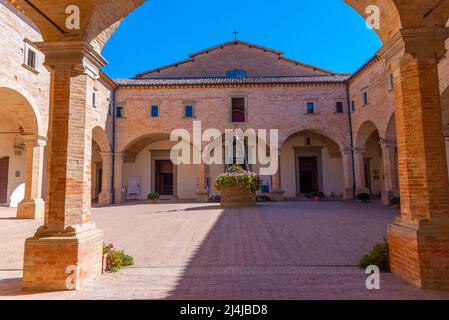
[{"left": 233, "top": 29, "right": 239, "bottom": 40}]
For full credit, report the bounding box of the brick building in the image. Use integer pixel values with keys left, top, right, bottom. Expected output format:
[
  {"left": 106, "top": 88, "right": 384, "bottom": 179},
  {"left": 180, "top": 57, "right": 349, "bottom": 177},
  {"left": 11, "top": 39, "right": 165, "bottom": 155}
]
[
  {"left": 2, "top": 0, "right": 449, "bottom": 290},
  {"left": 1, "top": 0, "right": 449, "bottom": 209}
]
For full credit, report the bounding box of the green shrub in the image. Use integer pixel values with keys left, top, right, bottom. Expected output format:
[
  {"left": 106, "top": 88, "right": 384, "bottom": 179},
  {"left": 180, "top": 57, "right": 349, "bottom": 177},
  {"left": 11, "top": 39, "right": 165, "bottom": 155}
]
[
  {"left": 103, "top": 244, "right": 134, "bottom": 273},
  {"left": 215, "top": 170, "right": 261, "bottom": 193},
  {"left": 391, "top": 196, "right": 400, "bottom": 206},
  {"left": 256, "top": 195, "right": 272, "bottom": 202},
  {"left": 359, "top": 238, "right": 390, "bottom": 272},
  {"left": 311, "top": 191, "right": 324, "bottom": 198},
  {"left": 356, "top": 193, "right": 370, "bottom": 202},
  {"left": 147, "top": 192, "right": 160, "bottom": 200}
]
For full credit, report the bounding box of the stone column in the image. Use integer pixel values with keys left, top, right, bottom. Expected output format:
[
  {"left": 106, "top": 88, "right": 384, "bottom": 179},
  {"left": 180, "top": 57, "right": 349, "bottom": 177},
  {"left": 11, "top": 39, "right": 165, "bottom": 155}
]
[
  {"left": 23, "top": 42, "right": 105, "bottom": 291},
  {"left": 353, "top": 147, "right": 369, "bottom": 194},
  {"left": 196, "top": 162, "right": 209, "bottom": 203},
  {"left": 340, "top": 148, "right": 354, "bottom": 200},
  {"left": 380, "top": 28, "right": 449, "bottom": 289},
  {"left": 270, "top": 151, "right": 284, "bottom": 201},
  {"left": 381, "top": 142, "right": 398, "bottom": 205},
  {"left": 17, "top": 135, "right": 46, "bottom": 219},
  {"left": 98, "top": 152, "right": 112, "bottom": 205},
  {"left": 114, "top": 152, "right": 125, "bottom": 204}
]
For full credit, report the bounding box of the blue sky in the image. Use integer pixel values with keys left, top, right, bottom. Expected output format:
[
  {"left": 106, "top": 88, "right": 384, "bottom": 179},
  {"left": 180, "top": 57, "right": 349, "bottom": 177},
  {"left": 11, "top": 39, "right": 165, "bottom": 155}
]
[{"left": 101, "top": 0, "right": 381, "bottom": 78}]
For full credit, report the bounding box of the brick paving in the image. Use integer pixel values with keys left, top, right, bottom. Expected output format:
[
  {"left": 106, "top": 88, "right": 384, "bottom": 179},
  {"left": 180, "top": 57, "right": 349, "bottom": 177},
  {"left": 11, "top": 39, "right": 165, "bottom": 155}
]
[{"left": 1, "top": 201, "right": 449, "bottom": 300}]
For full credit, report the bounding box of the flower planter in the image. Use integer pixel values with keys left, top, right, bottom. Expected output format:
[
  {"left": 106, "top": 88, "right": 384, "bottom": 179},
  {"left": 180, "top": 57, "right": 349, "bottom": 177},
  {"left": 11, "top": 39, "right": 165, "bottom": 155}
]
[
  {"left": 220, "top": 184, "right": 256, "bottom": 208},
  {"left": 148, "top": 199, "right": 157, "bottom": 204},
  {"left": 314, "top": 196, "right": 321, "bottom": 202}
]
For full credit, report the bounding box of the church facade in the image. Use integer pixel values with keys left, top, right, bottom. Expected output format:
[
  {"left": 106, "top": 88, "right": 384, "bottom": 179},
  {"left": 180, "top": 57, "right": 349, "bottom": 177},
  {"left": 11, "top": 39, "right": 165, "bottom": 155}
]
[{"left": 1, "top": 0, "right": 448, "bottom": 214}]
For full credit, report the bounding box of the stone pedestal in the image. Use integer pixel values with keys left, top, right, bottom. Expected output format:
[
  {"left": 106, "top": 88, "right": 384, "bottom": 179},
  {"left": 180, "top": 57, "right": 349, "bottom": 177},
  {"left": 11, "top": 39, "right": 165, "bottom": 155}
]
[
  {"left": 269, "top": 188, "right": 285, "bottom": 202},
  {"left": 196, "top": 190, "right": 209, "bottom": 203},
  {"left": 388, "top": 221, "right": 449, "bottom": 290},
  {"left": 17, "top": 199, "right": 45, "bottom": 219},
  {"left": 381, "top": 190, "right": 394, "bottom": 206},
  {"left": 23, "top": 224, "right": 104, "bottom": 291},
  {"left": 221, "top": 185, "right": 256, "bottom": 208}
]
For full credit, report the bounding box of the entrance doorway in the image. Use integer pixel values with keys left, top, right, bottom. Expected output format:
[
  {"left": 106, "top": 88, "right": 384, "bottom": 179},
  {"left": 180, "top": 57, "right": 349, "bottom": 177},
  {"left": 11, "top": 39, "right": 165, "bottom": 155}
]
[
  {"left": 299, "top": 156, "right": 318, "bottom": 194},
  {"left": 155, "top": 160, "right": 174, "bottom": 196},
  {"left": 0, "top": 157, "right": 9, "bottom": 203}
]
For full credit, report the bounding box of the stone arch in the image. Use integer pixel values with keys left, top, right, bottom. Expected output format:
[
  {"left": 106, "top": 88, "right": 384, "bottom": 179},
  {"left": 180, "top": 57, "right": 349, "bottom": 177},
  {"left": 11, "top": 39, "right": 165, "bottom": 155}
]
[
  {"left": 92, "top": 126, "right": 111, "bottom": 153},
  {"left": 9, "top": 1, "right": 449, "bottom": 56},
  {"left": 281, "top": 127, "right": 347, "bottom": 151},
  {"left": 384, "top": 112, "right": 397, "bottom": 143},
  {"left": 280, "top": 128, "right": 348, "bottom": 198},
  {"left": 0, "top": 83, "right": 43, "bottom": 136},
  {"left": 355, "top": 120, "right": 381, "bottom": 148}
]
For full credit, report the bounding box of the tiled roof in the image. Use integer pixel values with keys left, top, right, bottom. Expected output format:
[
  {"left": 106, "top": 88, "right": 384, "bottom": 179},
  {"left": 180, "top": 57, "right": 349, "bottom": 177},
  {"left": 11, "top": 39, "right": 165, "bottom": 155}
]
[{"left": 115, "top": 75, "right": 351, "bottom": 87}]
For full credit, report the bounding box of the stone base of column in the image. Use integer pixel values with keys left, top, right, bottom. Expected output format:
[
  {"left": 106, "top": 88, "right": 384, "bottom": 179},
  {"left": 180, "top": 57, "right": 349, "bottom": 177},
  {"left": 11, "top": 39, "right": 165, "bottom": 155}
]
[
  {"left": 388, "top": 220, "right": 449, "bottom": 290},
  {"left": 270, "top": 189, "right": 285, "bottom": 202},
  {"left": 23, "top": 223, "right": 104, "bottom": 291},
  {"left": 382, "top": 190, "right": 394, "bottom": 206},
  {"left": 98, "top": 192, "right": 112, "bottom": 206},
  {"left": 16, "top": 199, "right": 45, "bottom": 219},
  {"left": 343, "top": 188, "right": 354, "bottom": 200},
  {"left": 356, "top": 187, "right": 370, "bottom": 195},
  {"left": 196, "top": 190, "right": 210, "bottom": 203},
  {"left": 114, "top": 189, "right": 125, "bottom": 204}
]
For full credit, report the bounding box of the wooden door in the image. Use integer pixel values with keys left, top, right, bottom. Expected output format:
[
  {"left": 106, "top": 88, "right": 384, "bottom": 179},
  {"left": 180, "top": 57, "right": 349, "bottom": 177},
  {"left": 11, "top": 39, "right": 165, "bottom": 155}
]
[
  {"left": 0, "top": 157, "right": 9, "bottom": 203},
  {"left": 299, "top": 157, "right": 318, "bottom": 194}
]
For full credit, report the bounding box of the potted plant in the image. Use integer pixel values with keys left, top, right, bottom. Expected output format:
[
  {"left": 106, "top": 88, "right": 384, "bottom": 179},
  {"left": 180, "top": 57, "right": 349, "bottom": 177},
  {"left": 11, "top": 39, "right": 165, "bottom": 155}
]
[
  {"left": 103, "top": 243, "right": 134, "bottom": 273},
  {"left": 391, "top": 196, "right": 400, "bottom": 209},
  {"left": 215, "top": 165, "right": 261, "bottom": 208},
  {"left": 147, "top": 192, "right": 160, "bottom": 204},
  {"left": 356, "top": 193, "right": 371, "bottom": 203},
  {"left": 311, "top": 191, "right": 324, "bottom": 201}
]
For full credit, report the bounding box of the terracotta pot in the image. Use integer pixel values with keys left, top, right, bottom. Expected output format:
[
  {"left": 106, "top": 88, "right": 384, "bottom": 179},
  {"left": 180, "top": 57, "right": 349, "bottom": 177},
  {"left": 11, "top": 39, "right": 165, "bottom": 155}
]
[
  {"left": 314, "top": 196, "right": 321, "bottom": 202},
  {"left": 395, "top": 204, "right": 401, "bottom": 209},
  {"left": 148, "top": 199, "right": 157, "bottom": 204},
  {"left": 220, "top": 184, "right": 256, "bottom": 208}
]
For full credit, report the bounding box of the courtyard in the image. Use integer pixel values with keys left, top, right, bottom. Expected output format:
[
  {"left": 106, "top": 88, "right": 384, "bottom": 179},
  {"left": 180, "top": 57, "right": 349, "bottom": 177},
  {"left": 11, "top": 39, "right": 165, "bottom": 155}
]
[{"left": 1, "top": 201, "right": 448, "bottom": 300}]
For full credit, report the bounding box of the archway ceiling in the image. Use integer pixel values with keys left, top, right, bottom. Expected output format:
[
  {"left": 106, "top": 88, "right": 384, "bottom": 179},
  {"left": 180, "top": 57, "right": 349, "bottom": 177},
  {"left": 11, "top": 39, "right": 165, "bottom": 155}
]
[
  {"left": 123, "top": 133, "right": 171, "bottom": 160},
  {"left": 0, "top": 89, "right": 39, "bottom": 135},
  {"left": 286, "top": 130, "right": 342, "bottom": 155},
  {"left": 7, "top": 0, "right": 449, "bottom": 53}
]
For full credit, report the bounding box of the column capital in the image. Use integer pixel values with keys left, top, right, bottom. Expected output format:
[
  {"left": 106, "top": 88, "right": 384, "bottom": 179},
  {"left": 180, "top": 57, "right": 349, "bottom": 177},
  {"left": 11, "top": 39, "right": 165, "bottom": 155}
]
[
  {"left": 36, "top": 41, "right": 107, "bottom": 78},
  {"left": 340, "top": 148, "right": 353, "bottom": 156},
  {"left": 99, "top": 151, "right": 113, "bottom": 158},
  {"left": 114, "top": 152, "right": 126, "bottom": 161},
  {"left": 353, "top": 147, "right": 366, "bottom": 154},
  {"left": 380, "top": 141, "right": 397, "bottom": 149},
  {"left": 379, "top": 27, "right": 449, "bottom": 68},
  {"left": 21, "top": 135, "right": 47, "bottom": 147}
]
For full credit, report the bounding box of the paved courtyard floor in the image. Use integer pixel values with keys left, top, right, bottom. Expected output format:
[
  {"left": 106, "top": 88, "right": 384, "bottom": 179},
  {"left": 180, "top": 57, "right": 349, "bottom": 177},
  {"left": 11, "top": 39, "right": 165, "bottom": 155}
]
[{"left": 1, "top": 201, "right": 449, "bottom": 300}]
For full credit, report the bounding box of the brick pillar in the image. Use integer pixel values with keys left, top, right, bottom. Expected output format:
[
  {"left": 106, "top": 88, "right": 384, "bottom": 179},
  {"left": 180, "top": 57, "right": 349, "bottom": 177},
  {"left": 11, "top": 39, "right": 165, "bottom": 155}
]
[
  {"left": 340, "top": 148, "right": 354, "bottom": 200},
  {"left": 23, "top": 42, "right": 105, "bottom": 291},
  {"left": 17, "top": 135, "right": 46, "bottom": 219},
  {"left": 353, "top": 147, "right": 369, "bottom": 194},
  {"left": 98, "top": 152, "right": 112, "bottom": 205},
  {"left": 380, "top": 28, "right": 449, "bottom": 289},
  {"left": 381, "top": 142, "right": 398, "bottom": 205},
  {"left": 114, "top": 152, "right": 125, "bottom": 204},
  {"left": 196, "top": 162, "right": 209, "bottom": 203}
]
